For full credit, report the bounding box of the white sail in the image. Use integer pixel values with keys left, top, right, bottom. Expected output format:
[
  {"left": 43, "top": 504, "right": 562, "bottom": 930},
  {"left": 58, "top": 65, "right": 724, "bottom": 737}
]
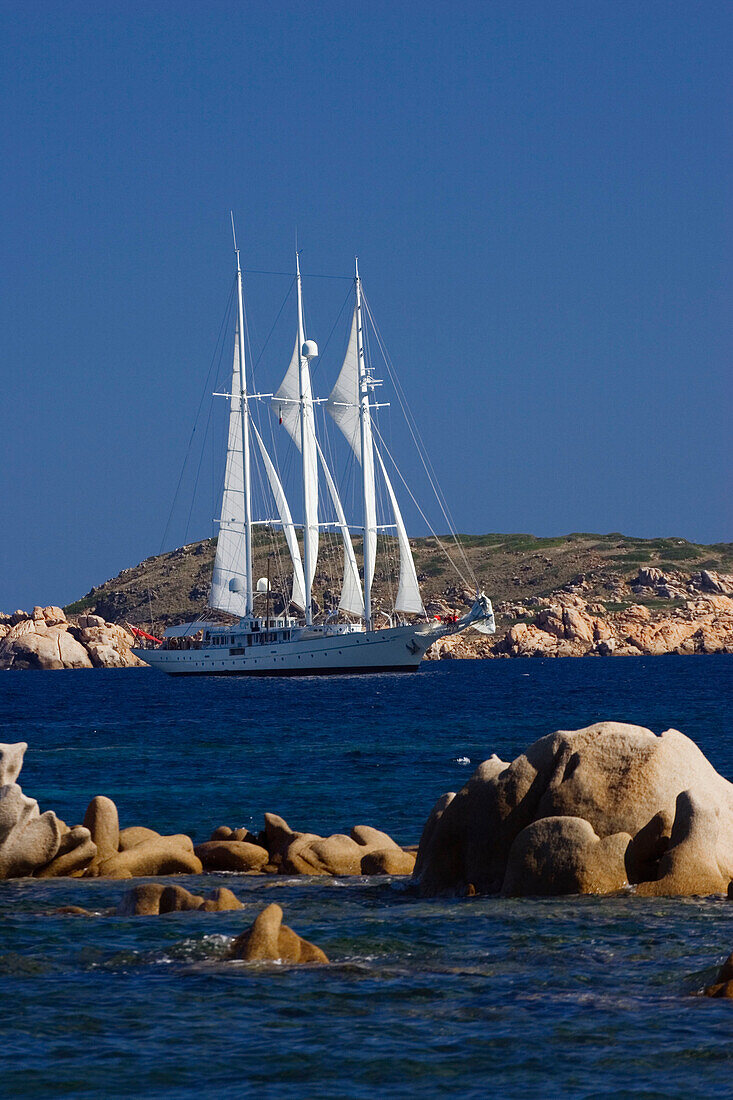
[
  {"left": 273, "top": 338, "right": 300, "bottom": 448},
  {"left": 374, "top": 446, "right": 424, "bottom": 615},
  {"left": 315, "top": 438, "right": 364, "bottom": 617},
  {"left": 326, "top": 304, "right": 377, "bottom": 599},
  {"left": 210, "top": 324, "right": 249, "bottom": 616},
  {"left": 326, "top": 308, "right": 361, "bottom": 458},
  {"left": 273, "top": 336, "right": 319, "bottom": 600},
  {"left": 251, "top": 422, "right": 306, "bottom": 611}
]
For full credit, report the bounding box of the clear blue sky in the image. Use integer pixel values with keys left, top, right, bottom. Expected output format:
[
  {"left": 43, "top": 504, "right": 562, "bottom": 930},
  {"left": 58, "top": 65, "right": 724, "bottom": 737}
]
[{"left": 1, "top": 1, "right": 730, "bottom": 610}]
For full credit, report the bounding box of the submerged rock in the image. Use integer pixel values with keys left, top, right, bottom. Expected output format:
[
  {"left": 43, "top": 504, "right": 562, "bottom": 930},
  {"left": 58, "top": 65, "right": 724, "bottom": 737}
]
[
  {"left": 116, "top": 883, "right": 167, "bottom": 915},
  {"left": 228, "top": 903, "right": 328, "bottom": 964},
  {"left": 704, "top": 954, "right": 733, "bottom": 998},
  {"left": 115, "top": 884, "right": 244, "bottom": 915},
  {"left": 199, "top": 887, "right": 244, "bottom": 912},
  {"left": 414, "top": 722, "right": 733, "bottom": 898}
]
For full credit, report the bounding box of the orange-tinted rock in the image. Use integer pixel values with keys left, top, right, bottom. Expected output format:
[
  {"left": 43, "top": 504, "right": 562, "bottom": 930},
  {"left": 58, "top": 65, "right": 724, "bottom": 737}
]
[
  {"left": 116, "top": 883, "right": 167, "bottom": 915},
  {"left": 116, "top": 883, "right": 245, "bottom": 915},
  {"left": 159, "top": 885, "right": 205, "bottom": 912},
  {"left": 118, "top": 826, "right": 161, "bottom": 850},
  {"left": 198, "top": 887, "right": 244, "bottom": 912},
  {"left": 501, "top": 816, "right": 630, "bottom": 896},
  {"left": 228, "top": 903, "right": 328, "bottom": 964},
  {"left": 194, "top": 840, "right": 269, "bottom": 873},
  {"left": 95, "top": 836, "right": 201, "bottom": 879},
  {"left": 351, "top": 825, "right": 400, "bottom": 850},
  {"left": 83, "top": 796, "right": 119, "bottom": 868},
  {"left": 360, "top": 848, "right": 416, "bottom": 875}
]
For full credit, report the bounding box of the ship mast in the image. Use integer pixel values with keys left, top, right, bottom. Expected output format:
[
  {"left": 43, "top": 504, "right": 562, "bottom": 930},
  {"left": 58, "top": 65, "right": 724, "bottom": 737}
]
[
  {"left": 295, "top": 251, "right": 316, "bottom": 626},
  {"left": 355, "top": 258, "right": 373, "bottom": 631},
  {"left": 233, "top": 219, "right": 254, "bottom": 617}
]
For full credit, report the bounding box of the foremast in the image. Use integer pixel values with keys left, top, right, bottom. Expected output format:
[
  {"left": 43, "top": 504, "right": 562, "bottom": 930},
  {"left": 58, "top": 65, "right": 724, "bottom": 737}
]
[
  {"left": 208, "top": 220, "right": 255, "bottom": 618},
  {"left": 234, "top": 225, "right": 254, "bottom": 617}
]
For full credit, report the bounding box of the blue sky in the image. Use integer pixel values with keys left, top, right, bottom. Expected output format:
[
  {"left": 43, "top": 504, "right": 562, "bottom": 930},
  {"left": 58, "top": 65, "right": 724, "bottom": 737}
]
[{"left": 1, "top": 1, "right": 730, "bottom": 610}]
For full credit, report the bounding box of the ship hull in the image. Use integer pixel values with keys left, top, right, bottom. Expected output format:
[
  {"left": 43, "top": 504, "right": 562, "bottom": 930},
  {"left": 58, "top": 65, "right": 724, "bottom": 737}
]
[{"left": 131, "top": 623, "right": 438, "bottom": 677}]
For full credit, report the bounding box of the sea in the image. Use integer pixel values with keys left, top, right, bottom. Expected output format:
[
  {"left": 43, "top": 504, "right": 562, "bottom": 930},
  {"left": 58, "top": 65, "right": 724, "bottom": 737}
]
[{"left": 1, "top": 655, "right": 732, "bottom": 1099}]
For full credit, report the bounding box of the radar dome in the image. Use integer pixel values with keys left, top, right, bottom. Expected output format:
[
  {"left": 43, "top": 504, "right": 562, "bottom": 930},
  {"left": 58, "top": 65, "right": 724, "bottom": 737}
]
[
  {"left": 302, "top": 339, "right": 318, "bottom": 359},
  {"left": 228, "top": 578, "right": 245, "bottom": 593},
  {"left": 256, "top": 577, "right": 270, "bottom": 593}
]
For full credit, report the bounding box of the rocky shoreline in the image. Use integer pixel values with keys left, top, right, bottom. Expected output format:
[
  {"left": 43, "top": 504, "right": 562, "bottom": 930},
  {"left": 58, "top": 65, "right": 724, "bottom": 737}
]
[
  {"left": 0, "top": 608, "right": 145, "bottom": 670},
  {"left": 1, "top": 564, "right": 732, "bottom": 670},
  {"left": 0, "top": 741, "right": 416, "bottom": 881},
  {"left": 427, "top": 566, "right": 733, "bottom": 659},
  {"left": 3, "top": 723, "right": 733, "bottom": 984},
  {"left": 3, "top": 722, "right": 733, "bottom": 898}
]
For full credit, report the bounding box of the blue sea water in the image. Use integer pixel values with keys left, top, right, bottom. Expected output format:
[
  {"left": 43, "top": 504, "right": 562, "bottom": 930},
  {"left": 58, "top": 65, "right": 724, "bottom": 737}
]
[{"left": 1, "top": 656, "right": 732, "bottom": 1098}]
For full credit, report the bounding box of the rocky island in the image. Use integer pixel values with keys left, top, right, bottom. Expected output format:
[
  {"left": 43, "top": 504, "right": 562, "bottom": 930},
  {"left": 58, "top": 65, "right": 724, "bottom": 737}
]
[{"left": 2, "top": 532, "right": 731, "bottom": 668}]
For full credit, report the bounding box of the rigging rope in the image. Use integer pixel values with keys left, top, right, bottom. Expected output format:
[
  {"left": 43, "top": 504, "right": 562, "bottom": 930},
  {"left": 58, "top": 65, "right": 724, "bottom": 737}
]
[
  {"left": 159, "top": 279, "right": 235, "bottom": 555},
  {"left": 371, "top": 420, "right": 475, "bottom": 592},
  {"left": 362, "top": 291, "right": 478, "bottom": 590}
]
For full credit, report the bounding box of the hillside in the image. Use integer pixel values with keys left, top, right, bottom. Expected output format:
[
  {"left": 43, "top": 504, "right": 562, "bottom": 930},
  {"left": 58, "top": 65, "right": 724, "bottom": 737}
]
[{"left": 64, "top": 531, "right": 733, "bottom": 639}]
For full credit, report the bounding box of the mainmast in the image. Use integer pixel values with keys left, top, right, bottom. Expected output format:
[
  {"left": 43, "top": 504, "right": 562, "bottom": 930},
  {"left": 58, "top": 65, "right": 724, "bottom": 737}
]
[
  {"left": 233, "top": 221, "right": 254, "bottom": 617},
  {"left": 295, "top": 252, "right": 318, "bottom": 626},
  {"left": 355, "top": 258, "right": 373, "bottom": 631}
]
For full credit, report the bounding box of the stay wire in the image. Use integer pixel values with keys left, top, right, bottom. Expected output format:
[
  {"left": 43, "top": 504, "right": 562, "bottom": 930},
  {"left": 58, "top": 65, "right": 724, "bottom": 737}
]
[
  {"left": 362, "top": 291, "right": 477, "bottom": 590},
  {"left": 159, "top": 279, "right": 236, "bottom": 555},
  {"left": 370, "top": 419, "right": 474, "bottom": 592}
]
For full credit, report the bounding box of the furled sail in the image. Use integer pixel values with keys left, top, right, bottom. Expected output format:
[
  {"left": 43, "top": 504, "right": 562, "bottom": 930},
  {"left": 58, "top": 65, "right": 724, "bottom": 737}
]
[
  {"left": 326, "top": 306, "right": 377, "bottom": 594},
  {"left": 314, "top": 438, "right": 364, "bottom": 617},
  {"left": 273, "top": 338, "right": 319, "bottom": 598},
  {"left": 210, "top": 324, "right": 249, "bottom": 616},
  {"left": 251, "top": 422, "right": 306, "bottom": 611},
  {"left": 374, "top": 446, "right": 424, "bottom": 615}
]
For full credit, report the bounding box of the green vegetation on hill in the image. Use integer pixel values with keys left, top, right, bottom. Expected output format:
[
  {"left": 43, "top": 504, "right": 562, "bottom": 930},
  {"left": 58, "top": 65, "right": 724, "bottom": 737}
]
[{"left": 64, "top": 532, "right": 733, "bottom": 631}]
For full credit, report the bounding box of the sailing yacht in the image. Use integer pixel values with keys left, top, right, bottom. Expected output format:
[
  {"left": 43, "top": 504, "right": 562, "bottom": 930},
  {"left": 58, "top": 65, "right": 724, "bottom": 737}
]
[{"left": 132, "top": 237, "right": 494, "bottom": 676}]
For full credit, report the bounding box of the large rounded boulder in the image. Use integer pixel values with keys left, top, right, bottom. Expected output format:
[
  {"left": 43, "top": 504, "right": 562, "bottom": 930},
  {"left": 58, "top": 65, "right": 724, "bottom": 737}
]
[{"left": 414, "top": 722, "right": 733, "bottom": 898}]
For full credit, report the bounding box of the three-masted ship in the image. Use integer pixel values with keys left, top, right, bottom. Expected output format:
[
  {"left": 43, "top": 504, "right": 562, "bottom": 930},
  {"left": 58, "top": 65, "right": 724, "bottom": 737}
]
[{"left": 132, "top": 235, "right": 494, "bottom": 675}]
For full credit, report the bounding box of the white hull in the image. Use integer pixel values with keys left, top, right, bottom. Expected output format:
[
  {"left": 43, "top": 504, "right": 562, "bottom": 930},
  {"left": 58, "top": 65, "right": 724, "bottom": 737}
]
[{"left": 132, "top": 623, "right": 439, "bottom": 677}]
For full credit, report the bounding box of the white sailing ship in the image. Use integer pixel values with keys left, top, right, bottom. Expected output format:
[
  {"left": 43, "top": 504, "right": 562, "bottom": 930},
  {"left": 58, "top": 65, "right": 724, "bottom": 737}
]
[{"left": 132, "top": 233, "right": 494, "bottom": 676}]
